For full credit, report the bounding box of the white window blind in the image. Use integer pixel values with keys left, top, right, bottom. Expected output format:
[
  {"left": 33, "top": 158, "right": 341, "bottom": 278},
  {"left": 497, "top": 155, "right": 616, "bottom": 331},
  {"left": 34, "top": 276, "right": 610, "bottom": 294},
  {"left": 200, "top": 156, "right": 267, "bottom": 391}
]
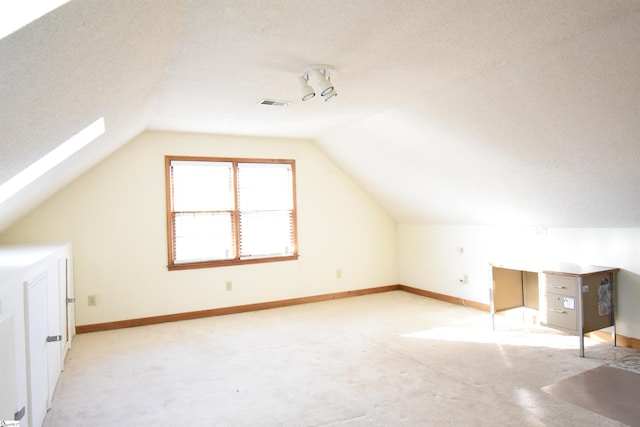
[
  {"left": 237, "top": 162, "right": 295, "bottom": 258},
  {"left": 170, "top": 161, "right": 235, "bottom": 264}
]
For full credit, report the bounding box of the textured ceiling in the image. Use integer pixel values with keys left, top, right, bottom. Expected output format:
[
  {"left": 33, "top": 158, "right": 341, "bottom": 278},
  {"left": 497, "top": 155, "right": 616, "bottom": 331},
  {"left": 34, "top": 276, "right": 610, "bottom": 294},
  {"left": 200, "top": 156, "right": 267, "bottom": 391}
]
[{"left": 1, "top": 0, "right": 640, "bottom": 231}]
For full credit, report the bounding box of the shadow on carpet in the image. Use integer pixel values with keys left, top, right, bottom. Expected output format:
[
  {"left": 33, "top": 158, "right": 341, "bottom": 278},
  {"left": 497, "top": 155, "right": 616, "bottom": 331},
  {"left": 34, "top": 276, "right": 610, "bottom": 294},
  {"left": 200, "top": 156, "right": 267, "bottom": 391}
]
[{"left": 542, "top": 355, "right": 640, "bottom": 427}]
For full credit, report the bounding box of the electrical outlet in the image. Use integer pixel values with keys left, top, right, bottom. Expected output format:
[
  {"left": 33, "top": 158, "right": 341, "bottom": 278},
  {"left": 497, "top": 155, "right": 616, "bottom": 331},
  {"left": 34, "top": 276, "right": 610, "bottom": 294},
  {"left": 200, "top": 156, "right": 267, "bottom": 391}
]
[
  {"left": 225, "top": 281, "right": 232, "bottom": 291},
  {"left": 336, "top": 269, "right": 342, "bottom": 279},
  {"left": 88, "top": 294, "right": 97, "bottom": 306}
]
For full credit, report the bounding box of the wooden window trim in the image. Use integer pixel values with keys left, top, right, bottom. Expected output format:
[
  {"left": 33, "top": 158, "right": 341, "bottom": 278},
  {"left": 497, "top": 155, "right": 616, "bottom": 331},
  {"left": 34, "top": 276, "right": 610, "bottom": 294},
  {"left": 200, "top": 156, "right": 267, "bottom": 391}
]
[{"left": 165, "top": 155, "right": 299, "bottom": 270}]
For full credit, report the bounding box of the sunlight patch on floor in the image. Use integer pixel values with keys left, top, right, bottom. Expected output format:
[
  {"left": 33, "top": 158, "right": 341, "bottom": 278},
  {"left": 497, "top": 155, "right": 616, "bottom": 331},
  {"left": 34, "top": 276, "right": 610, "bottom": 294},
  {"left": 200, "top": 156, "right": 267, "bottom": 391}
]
[
  {"left": 402, "top": 327, "right": 519, "bottom": 344},
  {"left": 401, "top": 326, "right": 600, "bottom": 351}
]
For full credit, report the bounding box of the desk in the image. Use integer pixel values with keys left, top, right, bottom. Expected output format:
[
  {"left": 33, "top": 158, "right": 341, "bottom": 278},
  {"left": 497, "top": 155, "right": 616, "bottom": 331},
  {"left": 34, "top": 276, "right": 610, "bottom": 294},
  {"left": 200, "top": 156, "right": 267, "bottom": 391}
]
[
  {"left": 541, "top": 265, "right": 618, "bottom": 357},
  {"left": 490, "top": 263, "right": 618, "bottom": 357}
]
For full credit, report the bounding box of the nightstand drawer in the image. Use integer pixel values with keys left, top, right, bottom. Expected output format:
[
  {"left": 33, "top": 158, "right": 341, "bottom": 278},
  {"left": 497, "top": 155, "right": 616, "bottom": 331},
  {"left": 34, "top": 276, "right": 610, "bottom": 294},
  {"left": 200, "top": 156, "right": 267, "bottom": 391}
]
[
  {"left": 543, "top": 274, "right": 577, "bottom": 296},
  {"left": 545, "top": 292, "right": 577, "bottom": 331}
]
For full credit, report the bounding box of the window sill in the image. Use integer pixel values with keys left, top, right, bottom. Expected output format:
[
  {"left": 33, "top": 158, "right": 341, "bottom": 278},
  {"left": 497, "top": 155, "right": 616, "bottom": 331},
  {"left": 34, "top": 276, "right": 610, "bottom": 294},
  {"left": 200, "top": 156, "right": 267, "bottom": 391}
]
[{"left": 167, "top": 254, "right": 299, "bottom": 271}]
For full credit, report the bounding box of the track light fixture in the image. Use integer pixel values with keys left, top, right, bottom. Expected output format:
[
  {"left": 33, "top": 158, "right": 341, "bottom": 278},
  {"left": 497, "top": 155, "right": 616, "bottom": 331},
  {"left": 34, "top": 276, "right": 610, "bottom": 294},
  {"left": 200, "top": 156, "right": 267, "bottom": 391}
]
[{"left": 298, "top": 65, "right": 337, "bottom": 102}]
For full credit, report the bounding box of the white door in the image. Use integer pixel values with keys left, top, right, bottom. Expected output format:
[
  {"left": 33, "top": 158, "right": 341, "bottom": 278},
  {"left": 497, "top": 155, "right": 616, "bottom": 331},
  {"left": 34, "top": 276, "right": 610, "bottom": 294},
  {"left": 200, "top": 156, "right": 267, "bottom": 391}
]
[
  {"left": 60, "top": 256, "right": 73, "bottom": 365},
  {"left": 0, "top": 316, "right": 17, "bottom": 421},
  {"left": 25, "top": 275, "right": 48, "bottom": 427}
]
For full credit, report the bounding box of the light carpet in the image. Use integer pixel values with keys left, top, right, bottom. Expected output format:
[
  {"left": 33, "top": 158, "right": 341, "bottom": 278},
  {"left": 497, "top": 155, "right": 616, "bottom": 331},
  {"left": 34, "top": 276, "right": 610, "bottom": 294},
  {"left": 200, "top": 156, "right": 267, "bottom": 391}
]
[{"left": 44, "top": 291, "right": 638, "bottom": 426}]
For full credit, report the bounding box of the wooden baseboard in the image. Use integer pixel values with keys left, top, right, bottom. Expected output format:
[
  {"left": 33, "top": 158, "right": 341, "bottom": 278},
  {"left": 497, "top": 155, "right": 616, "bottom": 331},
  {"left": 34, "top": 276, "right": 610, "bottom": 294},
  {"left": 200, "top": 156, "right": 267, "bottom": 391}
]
[
  {"left": 76, "top": 285, "right": 402, "bottom": 334},
  {"left": 399, "top": 285, "right": 490, "bottom": 312},
  {"left": 588, "top": 330, "right": 640, "bottom": 351},
  {"left": 76, "top": 284, "right": 491, "bottom": 334}
]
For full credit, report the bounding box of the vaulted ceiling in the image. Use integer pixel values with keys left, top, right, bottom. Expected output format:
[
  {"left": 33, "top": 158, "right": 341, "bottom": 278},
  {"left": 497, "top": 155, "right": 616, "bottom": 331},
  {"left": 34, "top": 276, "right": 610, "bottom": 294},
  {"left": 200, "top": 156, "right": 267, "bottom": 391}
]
[{"left": 1, "top": 0, "right": 640, "bottom": 231}]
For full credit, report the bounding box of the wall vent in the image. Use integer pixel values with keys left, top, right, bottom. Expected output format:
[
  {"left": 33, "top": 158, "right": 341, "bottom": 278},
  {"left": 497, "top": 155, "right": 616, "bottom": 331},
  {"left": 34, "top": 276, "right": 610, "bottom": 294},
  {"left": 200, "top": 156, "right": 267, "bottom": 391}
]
[{"left": 258, "top": 99, "right": 289, "bottom": 107}]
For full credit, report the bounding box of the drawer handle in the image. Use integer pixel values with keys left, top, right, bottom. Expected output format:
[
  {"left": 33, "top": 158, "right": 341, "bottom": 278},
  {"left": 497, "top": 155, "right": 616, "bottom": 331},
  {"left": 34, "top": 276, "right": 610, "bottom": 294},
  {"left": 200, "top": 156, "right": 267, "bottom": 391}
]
[
  {"left": 551, "top": 285, "right": 567, "bottom": 289},
  {"left": 551, "top": 308, "right": 567, "bottom": 314}
]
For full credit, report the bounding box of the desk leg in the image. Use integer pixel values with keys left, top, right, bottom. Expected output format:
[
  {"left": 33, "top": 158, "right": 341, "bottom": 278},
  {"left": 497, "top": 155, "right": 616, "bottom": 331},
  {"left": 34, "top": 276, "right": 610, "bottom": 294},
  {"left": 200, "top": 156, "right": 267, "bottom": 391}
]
[
  {"left": 489, "top": 287, "right": 495, "bottom": 331},
  {"left": 611, "top": 271, "right": 616, "bottom": 348},
  {"left": 578, "top": 277, "right": 585, "bottom": 358}
]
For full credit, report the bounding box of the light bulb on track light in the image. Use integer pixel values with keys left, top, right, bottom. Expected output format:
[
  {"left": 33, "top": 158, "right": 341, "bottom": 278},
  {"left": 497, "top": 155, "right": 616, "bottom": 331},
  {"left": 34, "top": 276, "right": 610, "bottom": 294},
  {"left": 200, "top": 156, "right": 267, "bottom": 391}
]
[
  {"left": 297, "top": 75, "right": 315, "bottom": 101},
  {"left": 308, "top": 68, "right": 334, "bottom": 96}
]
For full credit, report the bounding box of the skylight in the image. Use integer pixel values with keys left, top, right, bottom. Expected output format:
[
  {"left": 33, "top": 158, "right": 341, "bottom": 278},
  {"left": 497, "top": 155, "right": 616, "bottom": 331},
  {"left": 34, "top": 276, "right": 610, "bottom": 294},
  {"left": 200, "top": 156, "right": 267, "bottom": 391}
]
[
  {"left": 0, "top": 0, "right": 70, "bottom": 40},
  {"left": 0, "top": 117, "right": 105, "bottom": 205}
]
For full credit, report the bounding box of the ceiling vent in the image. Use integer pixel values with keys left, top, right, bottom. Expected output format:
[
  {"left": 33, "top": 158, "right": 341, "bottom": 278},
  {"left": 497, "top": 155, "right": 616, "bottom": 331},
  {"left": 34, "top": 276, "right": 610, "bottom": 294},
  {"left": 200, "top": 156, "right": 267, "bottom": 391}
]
[{"left": 258, "top": 99, "right": 289, "bottom": 107}]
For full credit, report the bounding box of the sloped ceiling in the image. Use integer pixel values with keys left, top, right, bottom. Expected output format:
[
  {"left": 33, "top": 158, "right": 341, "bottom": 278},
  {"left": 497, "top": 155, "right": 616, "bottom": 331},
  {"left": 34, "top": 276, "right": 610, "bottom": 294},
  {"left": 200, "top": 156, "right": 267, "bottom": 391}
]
[{"left": 1, "top": 0, "right": 640, "bottom": 232}]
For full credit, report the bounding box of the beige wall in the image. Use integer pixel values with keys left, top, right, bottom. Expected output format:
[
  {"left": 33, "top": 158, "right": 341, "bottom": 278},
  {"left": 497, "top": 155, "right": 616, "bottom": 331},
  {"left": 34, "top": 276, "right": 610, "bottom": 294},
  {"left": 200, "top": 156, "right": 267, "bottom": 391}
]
[
  {"left": 398, "top": 224, "right": 640, "bottom": 339},
  {"left": 0, "top": 131, "right": 398, "bottom": 326}
]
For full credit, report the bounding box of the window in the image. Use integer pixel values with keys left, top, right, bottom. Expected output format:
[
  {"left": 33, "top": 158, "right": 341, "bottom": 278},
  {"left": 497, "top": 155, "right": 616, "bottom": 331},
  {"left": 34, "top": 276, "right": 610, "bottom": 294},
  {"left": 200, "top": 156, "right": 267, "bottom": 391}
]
[{"left": 165, "top": 156, "right": 298, "bottom": 270}]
